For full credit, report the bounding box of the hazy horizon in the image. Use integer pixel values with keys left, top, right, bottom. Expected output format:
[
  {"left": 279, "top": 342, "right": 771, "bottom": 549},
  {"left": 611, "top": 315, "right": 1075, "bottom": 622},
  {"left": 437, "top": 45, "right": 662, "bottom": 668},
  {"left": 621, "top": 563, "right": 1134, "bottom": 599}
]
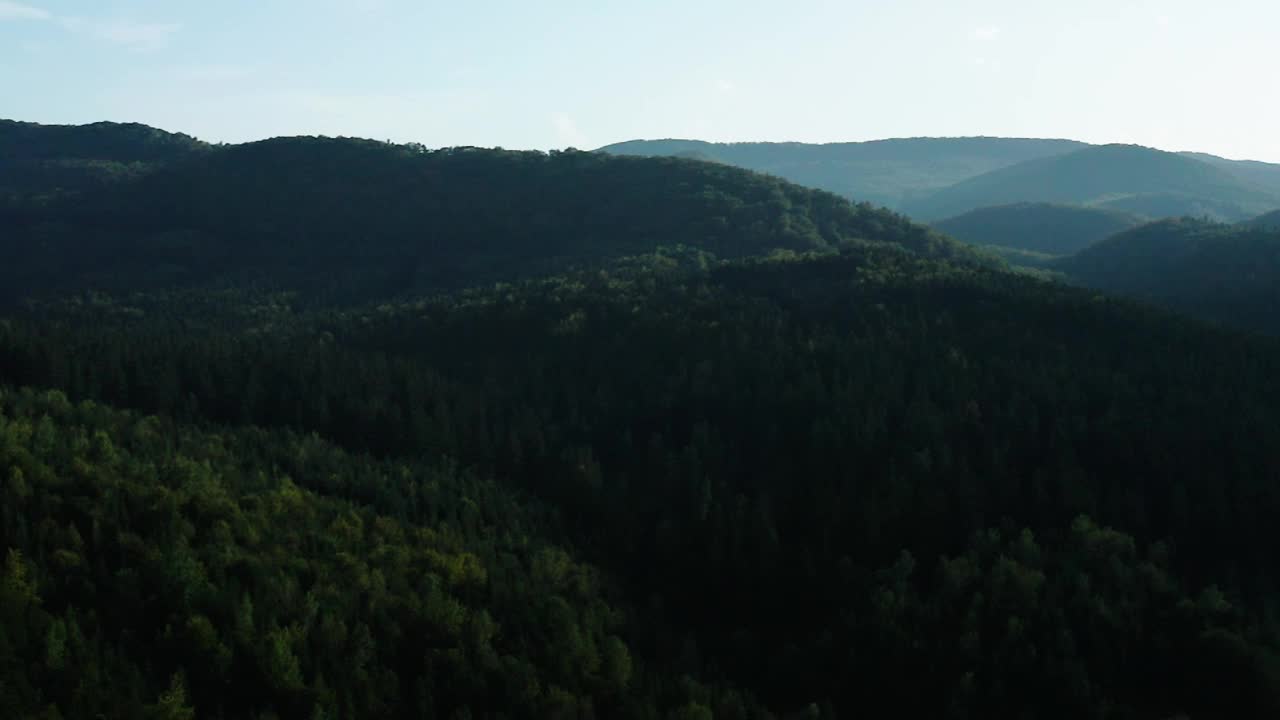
[{"left": 3, "top": 0, "right": 1278, "bottom": 162}]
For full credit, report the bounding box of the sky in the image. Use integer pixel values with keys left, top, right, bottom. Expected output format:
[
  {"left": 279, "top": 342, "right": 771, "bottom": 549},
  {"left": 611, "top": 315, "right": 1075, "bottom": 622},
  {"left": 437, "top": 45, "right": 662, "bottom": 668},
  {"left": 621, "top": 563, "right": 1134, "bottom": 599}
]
[{"left": 2, "top": 0, "right": 1278, "bottom": 161}]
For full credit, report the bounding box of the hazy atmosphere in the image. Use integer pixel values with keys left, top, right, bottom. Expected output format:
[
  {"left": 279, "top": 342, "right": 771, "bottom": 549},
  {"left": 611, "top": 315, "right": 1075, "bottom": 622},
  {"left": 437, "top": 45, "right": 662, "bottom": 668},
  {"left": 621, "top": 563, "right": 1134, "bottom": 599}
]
[{"left": 3, "top": 0, "right": 1279, "bottom": 159}]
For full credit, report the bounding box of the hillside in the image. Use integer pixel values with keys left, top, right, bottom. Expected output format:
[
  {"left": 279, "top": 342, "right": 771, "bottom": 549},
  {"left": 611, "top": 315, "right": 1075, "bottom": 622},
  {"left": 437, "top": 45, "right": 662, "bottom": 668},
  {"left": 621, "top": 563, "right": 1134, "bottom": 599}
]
[
  {"left": 1245, "top": 209, "right": 1280, "bottom": 229},
  {"left": 1, "top": 126, "right": 983, "bottom": 304},
  {"left": 1056, "top": 218, "right": 1280, "bottom": 335},
  {"left": 0, "top": 119, "right": 207, "bottom": 209},
  {"left": 0, "top": 385, "right": 728, "bottom": 719},
  {"left": 5, "top": 245, "right": 1280, "bottom": 718},
  {"left": 598, "top": 137, "right": 1085, "bottom": 209},
  {"left": 0, "top": 119, "right": 206, "bottom": 164},
  {"left": 1181, "top": 151, "right": 1280, "bottom": 196},
  {"left": 933, "top": 202, "right": 1144, "bottom": 257},
  {"left": 904, "top": 144, "right": 1280, "bottom": 221},
  {"left": 5, "top": 122, "right": 1280, "bottom": 718}
]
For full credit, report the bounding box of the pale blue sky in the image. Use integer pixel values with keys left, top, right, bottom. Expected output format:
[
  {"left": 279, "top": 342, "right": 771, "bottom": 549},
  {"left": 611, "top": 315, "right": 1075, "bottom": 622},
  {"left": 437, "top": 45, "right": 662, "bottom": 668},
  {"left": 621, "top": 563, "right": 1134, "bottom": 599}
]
[{"left": 2, "top": 0, "right": 1277, "bottom": 160}]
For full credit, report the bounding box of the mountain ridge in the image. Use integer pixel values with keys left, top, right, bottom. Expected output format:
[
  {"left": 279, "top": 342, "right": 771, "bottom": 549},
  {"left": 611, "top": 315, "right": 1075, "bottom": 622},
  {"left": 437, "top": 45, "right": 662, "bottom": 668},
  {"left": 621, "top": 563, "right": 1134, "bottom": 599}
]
[
  {"left": 903, "top": 144, "right": 1279, "bottom": 221},
  {"left": 1, "top": 126, "right": 988, "bottom": 304},
  {"left": 7, "top": 118, "right": 1280, "bottom": 718},
  {"left": 598, "top": 136, "right": 1088, "bottom": 208}
]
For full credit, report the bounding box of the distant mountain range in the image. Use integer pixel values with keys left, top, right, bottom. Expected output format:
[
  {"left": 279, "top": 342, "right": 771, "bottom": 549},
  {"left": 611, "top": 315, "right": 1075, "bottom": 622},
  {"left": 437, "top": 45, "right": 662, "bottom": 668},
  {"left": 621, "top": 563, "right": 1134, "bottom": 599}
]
[
  {"left": 8, "top": 118, "right": 1280, "bottom": 718},
  {"left": 601, "top": 138, "right": 1280, "bottom": 223},
  {"left": 903, "top": 144, "right": 1279, "bottom": 221},
  {"left": 598, "top": 137, "right": 1087, "bottom": 210}
]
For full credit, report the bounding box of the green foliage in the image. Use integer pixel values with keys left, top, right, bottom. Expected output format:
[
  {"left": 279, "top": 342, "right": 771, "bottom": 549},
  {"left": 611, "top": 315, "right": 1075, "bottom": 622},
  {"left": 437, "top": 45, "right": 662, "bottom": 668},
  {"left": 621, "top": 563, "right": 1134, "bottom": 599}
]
[
  {"left": 0, "top": 119, "right": 206, "bottom": 211},
  {"left": 3, "top": 123, "right": 1280, "bottom": 718},
  {"left": 0, "top": 387, "right": 745, "bottom": 718},
  {"left": 4, "top": 244, "right": 1280, "bottom": 716},
  {"left": 1056, "top": 218, "right": 1280, "bottom": 335},
  {"left": 1, "top": 130, "right": 986, "bottom": 304}
]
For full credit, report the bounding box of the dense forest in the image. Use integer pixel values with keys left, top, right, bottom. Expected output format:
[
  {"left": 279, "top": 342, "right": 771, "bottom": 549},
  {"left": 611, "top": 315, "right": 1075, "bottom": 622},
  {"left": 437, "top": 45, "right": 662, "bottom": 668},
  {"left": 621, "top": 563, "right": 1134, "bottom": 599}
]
[
  {"left": 932, "top": 203, "right": 1143, "bottom": 258},
  {"left": 4, "top": 121, "right": 1280, "bottom": 718},
  {"left": 0, "top": 120, "right": 207, "bottom": 210},
  {"left": 1055, "top": 218, "right": 1280, "bottom": 336},
  {"left": 0, "top": 128, "right": 984, "bottom": 305}
]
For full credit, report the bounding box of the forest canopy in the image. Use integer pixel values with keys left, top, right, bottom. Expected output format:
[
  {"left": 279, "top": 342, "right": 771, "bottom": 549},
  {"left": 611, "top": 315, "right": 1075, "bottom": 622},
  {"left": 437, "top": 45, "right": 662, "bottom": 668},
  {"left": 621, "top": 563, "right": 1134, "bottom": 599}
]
[{"left": 3, "top": 120, "right": 1280, "bottom": 719}]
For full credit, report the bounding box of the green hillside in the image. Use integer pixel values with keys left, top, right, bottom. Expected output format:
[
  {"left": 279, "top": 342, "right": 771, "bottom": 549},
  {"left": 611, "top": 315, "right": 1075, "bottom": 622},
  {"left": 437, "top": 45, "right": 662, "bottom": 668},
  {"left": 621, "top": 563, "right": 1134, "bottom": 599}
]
[
  {"left": 1056, "top": 218, "right": 1280, "bottom": 335},
  {"left": 1, "top": 127, "right": 982, "bottom": 304},
  {"left": 0, "top": 119, "right": 206, "bottom": 164},
  {"left": 6, "top": 245, "right": 1280, "bottom": 718},
  {"left": 598, "top": 137, "right": 1085, "bottom": 209},
  {"left": 1181, "top": 151, "right": 1280, "bottom": 196},
  {"left": 904, "top": 144, "right": 1280, "bottom": 221},
  {"left": 5, "top": 121, "right": 1280, "bottom": 718},
  {"left": 0, "top": 386, "right": 727, "bottom": 718},
  {"left": 0, "top": 120, "right": 207, "bottom": 209},
  {"left": 1094, "top": 192, "right": 1256, "bottom": 220},
  {"left": 933, "top": 202, "right": 1144, "bottom": 256}
]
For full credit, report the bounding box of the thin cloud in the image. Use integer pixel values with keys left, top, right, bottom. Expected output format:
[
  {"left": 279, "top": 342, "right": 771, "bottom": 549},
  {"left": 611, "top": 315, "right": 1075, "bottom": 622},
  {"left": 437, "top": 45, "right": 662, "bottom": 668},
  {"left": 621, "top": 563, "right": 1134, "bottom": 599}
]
[
  {"left": 170, "top": 65, "right": 255, "bottom": 83},
  {"left": 60, "top": 17, "right": 182, "bottom": 51},
  {"left": 0, "top": 1, "right": 50, "bottom": 21},
  {"left": 0, "top": 2, "right": 181, "bottom": 51}
]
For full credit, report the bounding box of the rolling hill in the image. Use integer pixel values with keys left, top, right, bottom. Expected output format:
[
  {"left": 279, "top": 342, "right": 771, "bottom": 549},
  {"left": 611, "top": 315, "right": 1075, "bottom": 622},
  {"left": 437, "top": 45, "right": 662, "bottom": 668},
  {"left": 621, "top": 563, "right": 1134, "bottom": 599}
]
[
  {"left": 598, "top": 137, "right": 1086, "bottom": 209},
  {"left": 1, "top": 124, "right": 983, "bottom": 304},
  {"left": 0, "top": 119, "right": 206, "bottom": 208},
  {"left": 1055, "top": 218, "right": 1280, "bottom": 335},
  {"left": 6, "top": 120, "right": 1280, "bottom": 718},
  {"left": 1245, "top": 209, "right": 1280, "bottom": 229},
  {"left": 933, "top": 202, "right": 1145, "bottom": 257},
  {"left": 1181, "top": 151, "right": 1280, "bottom": 197},
  {"left": 903, "top": 144, "right": 1280, "bottom": 221}
]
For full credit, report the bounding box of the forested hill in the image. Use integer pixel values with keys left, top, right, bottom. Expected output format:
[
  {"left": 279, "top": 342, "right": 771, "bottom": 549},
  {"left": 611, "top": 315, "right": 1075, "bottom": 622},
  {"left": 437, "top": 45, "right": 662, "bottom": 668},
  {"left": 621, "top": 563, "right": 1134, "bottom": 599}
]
[
  {"left": 0, "top": 119, "right": 207, "bottom": 208},
  {"left": 5, "top": 245, "right": 1280, "bottom": 717},
  {"left": 1180, "top": 151, "right": 1280, "bottom": 196},
  {"left": 1245, "top": 209, "right": 1280, "bottom": 229},
  {"left": 6, "top": 120, "right": 1280, "bottom": 718},
  {"left": 0, "top": 119, "right": 206, "bottom": 164},
  {"left": 597, "top": 137, "right": 1085, "bottom": 209},
  {"left": 1055, "top": 218, "right": 1280, "bottom": 335},
  {"left": 903, "top": 144, "right": 1280, "bottom": 221},
  {"left": 1, "top": 124, "right": 985, "bottom": 303},
  {"left": 933, "top": 202, "right": 1144, "bottom": 257}
]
